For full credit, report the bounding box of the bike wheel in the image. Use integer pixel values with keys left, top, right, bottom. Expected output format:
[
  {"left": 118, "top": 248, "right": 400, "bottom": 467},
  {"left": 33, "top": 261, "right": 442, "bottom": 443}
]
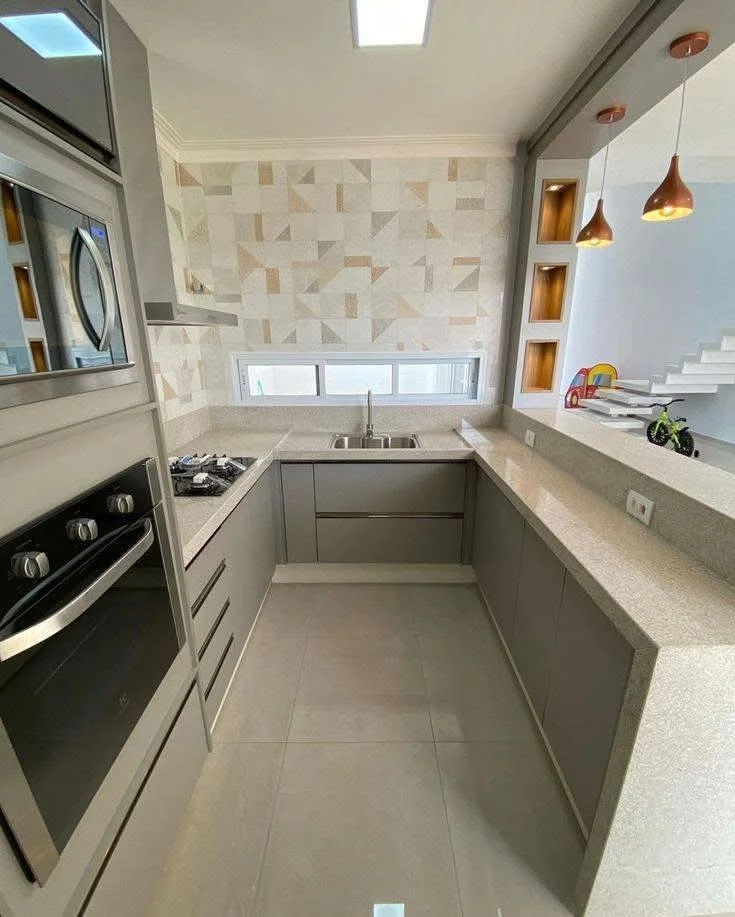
[
  {"left": 647, "top": 422, "right": 670, "bottom": 446},
  {"left": 674, "top": 430, "right": 695, "bottom": 457}
]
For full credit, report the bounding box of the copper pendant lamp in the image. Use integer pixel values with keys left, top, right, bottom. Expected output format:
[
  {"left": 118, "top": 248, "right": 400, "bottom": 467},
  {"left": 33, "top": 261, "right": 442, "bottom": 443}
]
[
  {"left": 576, "top": 105, "right": 626, "bottom": 249},
  {"left": 642, "top": 31, "right": 709, "bottom": 222}
]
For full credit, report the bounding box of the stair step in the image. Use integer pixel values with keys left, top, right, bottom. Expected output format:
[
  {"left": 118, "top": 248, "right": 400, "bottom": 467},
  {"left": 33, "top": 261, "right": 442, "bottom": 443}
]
[
  {"left": 580, "top": 398, "right": 654, "bottom": 417},
  {"left": 665, "top": 371, "right": 735, "bottom": 385},
  {"left": 616, "top": 378, "right": 719, "bottom": 395},
  {"left": 681, "top": 360, "right": 735, "bottom": 375},
  {"left": 700, "top": 349, "right": 735, "bottom": 363},
  {"left": 594, "top": 388, "right": 661, "bottom": 407},
  {"left": 582, "top": 411, "right": 645, "bottom": 430}
]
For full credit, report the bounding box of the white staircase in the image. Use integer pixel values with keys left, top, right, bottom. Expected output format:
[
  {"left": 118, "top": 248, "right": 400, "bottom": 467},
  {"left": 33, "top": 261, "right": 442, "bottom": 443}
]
[{"left": 578, "top": 330, "right": 735, "bottom": 430}]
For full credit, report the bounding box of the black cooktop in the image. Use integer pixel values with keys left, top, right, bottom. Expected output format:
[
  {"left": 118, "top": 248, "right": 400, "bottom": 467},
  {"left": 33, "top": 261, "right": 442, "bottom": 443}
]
[{"left": 168, "top": 453, "right": 256, "bottom": 497}]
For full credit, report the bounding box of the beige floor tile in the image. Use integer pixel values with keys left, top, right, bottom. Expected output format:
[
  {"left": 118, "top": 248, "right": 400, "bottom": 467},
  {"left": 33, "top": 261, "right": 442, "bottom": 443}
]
[
  {"left": 254, "top": 584, "right": 318, "bottom": 637},
  {"left": 410, "top": 584, "right": 493, "bottom": 637},
  {"left": 149, "top": 742, "right": 284, "bottom": 917},
  {"left": 436, "top": 741, "right": 584, "bottom": 917},
  {"left": 214, "top": 635, "right": 306, "bottom": 742},
  {"left": 419, "top": 634, "right": 537, "bottom": 741},
  {"left": 289, "top": 635, "right": 433, "bottom": 741},
  {"left": 253, "top": 743, "right": 462, "bottom": 917},
  {"left": 309, "top": 584, "right": 414, "bottom": 636}
]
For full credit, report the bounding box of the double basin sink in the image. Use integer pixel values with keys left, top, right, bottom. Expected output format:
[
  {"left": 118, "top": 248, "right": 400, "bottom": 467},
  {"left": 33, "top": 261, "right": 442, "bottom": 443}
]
[{"left": 330, "top": 433, "right": 421, "bottom": 450}]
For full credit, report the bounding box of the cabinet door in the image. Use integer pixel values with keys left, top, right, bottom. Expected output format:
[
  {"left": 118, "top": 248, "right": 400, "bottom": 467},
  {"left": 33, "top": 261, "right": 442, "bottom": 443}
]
[
  {"left": 82, "top": 687, "right": 207, "bottom": 917},
  {"left": 473, "top": 471, "right": 524, "bottom": 644},
  {"left": 316, "top": 517, "right": 463, "bottom": 563},
  {"left": 281, "top": 464, "right": 317, "bottom": 563},
  {"left": 511, "top": 525, "right": 566, "bottom": 718},
  {"left": 248, "top": 467, "right": 277, "bottom": 603},
  {"left": 543, "top": 574, "right": 633, "bottom": 830}
]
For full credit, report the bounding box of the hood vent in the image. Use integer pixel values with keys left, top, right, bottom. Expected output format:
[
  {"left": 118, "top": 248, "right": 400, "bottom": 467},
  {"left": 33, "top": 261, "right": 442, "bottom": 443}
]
[{"left": 144, "top": 301, "right": 238, "bottom": 327}]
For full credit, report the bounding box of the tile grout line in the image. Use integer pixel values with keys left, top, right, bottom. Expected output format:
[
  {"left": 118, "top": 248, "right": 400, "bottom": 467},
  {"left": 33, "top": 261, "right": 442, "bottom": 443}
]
[
  {"left": 410, "top": 585, "right": 467, "bottom": 917},
  {"left": 247, "top": 591, "right": 314, "bottom": 915}
]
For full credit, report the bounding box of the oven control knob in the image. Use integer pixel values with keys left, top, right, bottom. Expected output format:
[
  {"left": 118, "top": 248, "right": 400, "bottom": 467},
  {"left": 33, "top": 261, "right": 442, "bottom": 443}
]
[
  {"left": 66, "top": 518, "right": 99, "bottom": 543},
  {"left": 11, "top": 551, "right": 50, "bottom": 580},
  {"left": 107, "top": 494, "right": 134, "bottom": 515}
]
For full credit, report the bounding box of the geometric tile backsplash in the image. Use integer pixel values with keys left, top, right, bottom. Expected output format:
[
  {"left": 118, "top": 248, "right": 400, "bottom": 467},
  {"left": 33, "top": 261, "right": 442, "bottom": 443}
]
[{"left": 152, "top": 147, "right": 516, "bottom": 417}]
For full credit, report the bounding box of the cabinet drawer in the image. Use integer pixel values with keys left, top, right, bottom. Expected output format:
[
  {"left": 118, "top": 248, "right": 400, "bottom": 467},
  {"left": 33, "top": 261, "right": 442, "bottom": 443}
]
[
  {"left": 204, "top": 629, "right": 238, "bottom": 726},
  {"left": 185, "top": 521, "right": 232, "bottom": 602},
  {"left": 198, "top": 597, "right": 235, "bottom": 691},
  {"left": 317, "top": 517, "right": 463, "bottom": 563},
  {"left": 314, "top": 463, "right": 466, "bottom": 514},
  {"left": 82, "top": 686, "right": 207, "bottom": 917},
  {"left": 191, "top": 563, "right": 230, "bottom": 650}
]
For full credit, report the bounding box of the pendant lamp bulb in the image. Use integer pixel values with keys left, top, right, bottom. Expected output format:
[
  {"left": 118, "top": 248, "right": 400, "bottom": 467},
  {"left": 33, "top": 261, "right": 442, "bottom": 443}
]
[
  {"left": 576, "top": 105, "right": 625, "bottom": 250},
  {"left": 642, "top": 32, "right": 709, "bottom": 222}
]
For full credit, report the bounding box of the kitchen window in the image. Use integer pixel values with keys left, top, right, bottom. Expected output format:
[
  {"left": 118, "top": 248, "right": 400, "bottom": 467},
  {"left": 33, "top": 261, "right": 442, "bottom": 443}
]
[{"left": 232, "top": 353, "right": 484, "bottom": 404}]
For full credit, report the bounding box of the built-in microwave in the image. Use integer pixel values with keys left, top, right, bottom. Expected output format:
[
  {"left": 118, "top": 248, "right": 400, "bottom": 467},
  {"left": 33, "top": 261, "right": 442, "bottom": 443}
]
[
  {"left": 0, "top": 0, "right": 116, "bottom": 169},
  {"left": 0, "top": 144, "right": 138, "bottom": 407}
]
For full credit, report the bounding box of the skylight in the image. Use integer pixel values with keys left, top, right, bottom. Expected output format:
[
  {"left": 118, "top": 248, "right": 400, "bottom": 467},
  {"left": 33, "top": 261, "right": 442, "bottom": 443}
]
[
  {"left": 0, "top": 12, "right": 102, "bottom": 59},
  {"left": 353, "top": 0, "right": 432, "bottom": 48}
]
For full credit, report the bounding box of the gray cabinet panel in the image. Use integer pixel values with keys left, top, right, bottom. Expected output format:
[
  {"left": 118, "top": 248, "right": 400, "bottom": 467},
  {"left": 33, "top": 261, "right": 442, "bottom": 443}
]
[
  {"left": 281, "top": 464, "right": 317, "bottom": 563},
  {"left": 314, "top": 463, "right": 466, "bottom": 514},
  {"left": 473, "top": 471, "right": 524, "bottom": 644},
  {"left": 82, "top": 687, "right": 207, "bottom": 917},
  {"left": 248, "top": 468, "right": 278, "bottom": 599},
  {"left": 317, "top": 518, "right": 463, "bottom": 563},
  {"left": 543, "top": 573, "right": 633, "bottom": 830},
  {"left": 511, "top": 525, "right": 566, "bottom": 718}
]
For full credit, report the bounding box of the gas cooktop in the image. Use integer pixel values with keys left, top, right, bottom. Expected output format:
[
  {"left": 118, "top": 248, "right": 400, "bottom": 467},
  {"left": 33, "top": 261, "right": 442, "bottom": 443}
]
[{"left": 168, "top": 453, "right": 256, "bottom": 497}]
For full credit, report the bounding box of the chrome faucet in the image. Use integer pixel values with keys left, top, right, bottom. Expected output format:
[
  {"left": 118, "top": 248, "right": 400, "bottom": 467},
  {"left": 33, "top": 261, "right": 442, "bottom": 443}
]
[{"left": 365, "top": 389, "right": 374, "bottom": 437}]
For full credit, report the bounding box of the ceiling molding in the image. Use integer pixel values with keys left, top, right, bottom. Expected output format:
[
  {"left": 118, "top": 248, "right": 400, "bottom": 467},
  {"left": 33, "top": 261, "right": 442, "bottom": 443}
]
[{"left": 153, "top": 111, "right": 514, "bottom": 162}]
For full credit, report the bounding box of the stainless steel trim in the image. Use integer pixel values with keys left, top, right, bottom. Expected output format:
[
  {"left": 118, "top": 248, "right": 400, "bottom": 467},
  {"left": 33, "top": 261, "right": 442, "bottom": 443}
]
[
  {"left": 0, "top": 721, "right": 58, "bottom": 885},
  {"left": 144, "top": 301, "right": 238, "bottom": 327},
  {"left": 315, "top": 512, "right": 464, "bottom": 519},
  {"left": 0, "top": 363, "right": 138, "bottom": 409},
  {"left": 70, "top": 227, "right": 116, "bottom": 352},
  {"left": 0, "top": 519, "right": 154, "bottom": 663}
]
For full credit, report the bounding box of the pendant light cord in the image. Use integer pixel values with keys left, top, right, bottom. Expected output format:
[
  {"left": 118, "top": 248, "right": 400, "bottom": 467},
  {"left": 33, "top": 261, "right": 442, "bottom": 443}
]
[
  {"left": 599, "top": 122, "right": 612, "bottom": 197},
  {"left": 674, "top": 57, "right": 689, "bottom": 154}
]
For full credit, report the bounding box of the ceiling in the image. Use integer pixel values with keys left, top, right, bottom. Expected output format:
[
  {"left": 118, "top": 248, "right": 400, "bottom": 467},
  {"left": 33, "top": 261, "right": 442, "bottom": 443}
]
[
  {"left": 588, "top": 41, "right": 735, "bottom": 188},
  {"left": 112, "top": 0, "right": 640, "bottom": 145}
]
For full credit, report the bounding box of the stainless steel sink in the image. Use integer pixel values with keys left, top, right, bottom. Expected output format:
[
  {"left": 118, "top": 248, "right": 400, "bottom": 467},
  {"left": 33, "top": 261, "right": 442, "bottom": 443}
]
[{"left": 330, "top": 433, "right": 421, "bottom": 450}]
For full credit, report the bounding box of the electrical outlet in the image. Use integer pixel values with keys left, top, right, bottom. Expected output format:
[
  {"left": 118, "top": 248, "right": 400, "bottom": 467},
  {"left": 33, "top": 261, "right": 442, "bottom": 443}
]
[
  {"left": 626, "top": 490, "right": 654, "bottom": 526},
  {"left": 524, "top": 429, "right": 536, "bottom": 448}
]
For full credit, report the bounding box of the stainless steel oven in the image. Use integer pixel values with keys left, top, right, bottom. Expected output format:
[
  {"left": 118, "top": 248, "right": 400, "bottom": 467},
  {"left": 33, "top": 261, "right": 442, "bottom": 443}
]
[
  {"left": 0, "top": 146, "right": 138, "bottom": 407},
  {"left": 0, "top": 459, "right": 185, "bottom": 886},
  {"left": 0, "top": 0, "right": 116, "bottom": 168}
]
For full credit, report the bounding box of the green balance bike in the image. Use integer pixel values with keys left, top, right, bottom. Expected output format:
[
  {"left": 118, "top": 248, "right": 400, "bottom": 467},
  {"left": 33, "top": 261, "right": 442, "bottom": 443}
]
[{"left": 646, "top": 398, "right": 696, "bottom": 457}]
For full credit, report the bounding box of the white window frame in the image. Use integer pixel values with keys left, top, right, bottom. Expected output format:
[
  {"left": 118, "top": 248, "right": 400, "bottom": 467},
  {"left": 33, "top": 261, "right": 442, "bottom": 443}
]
[{"left": 231, "top": 352, "right": 486, "bottom": 405}]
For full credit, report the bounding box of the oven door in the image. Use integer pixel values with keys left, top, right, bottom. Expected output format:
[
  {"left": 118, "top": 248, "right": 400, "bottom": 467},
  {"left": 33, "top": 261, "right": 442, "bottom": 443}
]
[{"left": 0, "top": 505, "right": 182, "bottom": 885}]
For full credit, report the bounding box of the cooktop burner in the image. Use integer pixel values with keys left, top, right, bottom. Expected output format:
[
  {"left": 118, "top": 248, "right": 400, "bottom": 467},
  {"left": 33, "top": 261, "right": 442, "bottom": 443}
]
[{"left": 168, "top": 453, "right": 256, "bottom": 497}]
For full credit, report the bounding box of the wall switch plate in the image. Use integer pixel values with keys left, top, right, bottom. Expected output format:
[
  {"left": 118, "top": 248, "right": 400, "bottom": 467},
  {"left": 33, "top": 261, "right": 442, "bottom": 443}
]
[
  {"left": 626, "top": 490, "right": 654, "bottom": 526},
  {"left": 524, "top": 429, "right": 536, "bottom": 448}
]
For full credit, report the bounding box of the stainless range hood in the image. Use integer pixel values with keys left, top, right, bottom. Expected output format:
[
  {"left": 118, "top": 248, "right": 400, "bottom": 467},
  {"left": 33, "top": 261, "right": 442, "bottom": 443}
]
[{"left": 144, "top": 301, "right": 238, "bottom": 327}]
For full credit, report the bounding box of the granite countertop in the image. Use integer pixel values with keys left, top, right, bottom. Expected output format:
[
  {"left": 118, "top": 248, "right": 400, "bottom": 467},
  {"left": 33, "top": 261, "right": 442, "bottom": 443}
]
[{"left": 170, "top": 424, "right": 735, "bottom": 653}]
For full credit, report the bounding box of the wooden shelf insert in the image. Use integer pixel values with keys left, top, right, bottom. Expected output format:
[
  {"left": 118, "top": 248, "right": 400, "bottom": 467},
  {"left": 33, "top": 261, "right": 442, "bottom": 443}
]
[
  {"left": 1, "top": 180, "right": 23, "bottom": 244},
  {"left": 14, "top": 265, "right": 39, "bottom": 320},
  {"left": 522, "top": 340, "right": 558, "bottom": 393},
  {"left": 538, "top": 180, "right": 578, "bottom": 244},
  {"left": 530, "top": 264, "right": 567, "bottom": 322}
]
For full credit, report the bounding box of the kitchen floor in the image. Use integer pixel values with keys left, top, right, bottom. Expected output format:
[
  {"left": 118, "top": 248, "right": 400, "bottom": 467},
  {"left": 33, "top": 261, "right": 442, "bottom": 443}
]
[{"left": 149, "top": 584, "right": 584, "bottom": 917}]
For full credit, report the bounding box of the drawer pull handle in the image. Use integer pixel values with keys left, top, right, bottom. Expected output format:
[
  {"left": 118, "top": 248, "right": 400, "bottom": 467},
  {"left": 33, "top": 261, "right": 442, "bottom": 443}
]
[
  {"left": 315, "top": 512, "right": 464, "bottom": 519},
  {"left": 198, "top": 598, "right": 231, "bottom": 660},
  {"left": 191, "top": 559, "right": 227, "bottom": 617},
  {"left": 204, "top": 634, "right": 234, "bottom": 699}
]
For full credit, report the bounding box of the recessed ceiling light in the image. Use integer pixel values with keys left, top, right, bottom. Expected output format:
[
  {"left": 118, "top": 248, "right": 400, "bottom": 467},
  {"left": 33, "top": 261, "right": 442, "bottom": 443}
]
[
  {"left": 545, "top": 184, "right": 565, "bottom": 192},
  {"left": 0, "top": 12, "right": 101, "bottom": 59},
  {"left": 352, "top": 0, "right": 433, "bottom": 48}
]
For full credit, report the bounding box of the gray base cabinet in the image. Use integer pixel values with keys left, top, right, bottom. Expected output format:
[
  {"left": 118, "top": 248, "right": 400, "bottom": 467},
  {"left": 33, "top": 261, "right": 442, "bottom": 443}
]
[
  {"left": 542, "top": 573, "right": 633, "bottom": 829},
  {"left": 473, "top": 471, "right": 524, "bottom": 643},
  {"left": 473, "top": 467, "right": 633, "bottom": 832},
  {"left": 82, "top": 686, "right": 207, "bottom": 917},
  {"left": 510, "top": 525, "right": 566, "bottom": 718},
  {"left": 282, "top": 462, "right": 468, "bottom": 564},
  {"left": 185, "top": 465, "right": 279, "bottom": 729}
]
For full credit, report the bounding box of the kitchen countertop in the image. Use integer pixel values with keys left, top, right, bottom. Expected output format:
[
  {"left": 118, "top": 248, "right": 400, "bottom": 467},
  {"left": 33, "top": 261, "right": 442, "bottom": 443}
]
[{"left": 170, "top": 424, "right": 735, "bottom": 652}]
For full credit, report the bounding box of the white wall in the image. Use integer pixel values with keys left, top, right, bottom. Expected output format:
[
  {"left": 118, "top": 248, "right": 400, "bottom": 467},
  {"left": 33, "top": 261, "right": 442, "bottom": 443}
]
[{"left": 565, "top": 183, "right": 735, "bottom": 443}]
